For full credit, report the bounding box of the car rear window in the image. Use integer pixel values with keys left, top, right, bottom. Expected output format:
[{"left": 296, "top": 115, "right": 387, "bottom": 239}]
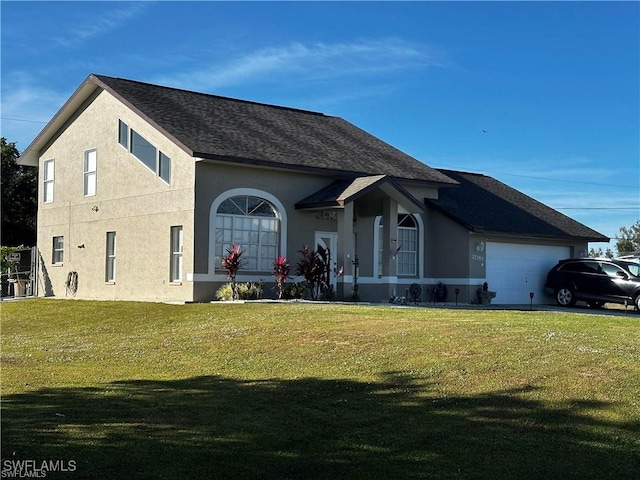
[{"left": 559, "top": 261, "right": 600, "bottom": 274}]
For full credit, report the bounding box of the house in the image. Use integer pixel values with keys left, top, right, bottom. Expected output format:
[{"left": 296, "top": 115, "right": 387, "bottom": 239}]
[{"left": 18, "top": 74, "right": 608, "bottom": 304}]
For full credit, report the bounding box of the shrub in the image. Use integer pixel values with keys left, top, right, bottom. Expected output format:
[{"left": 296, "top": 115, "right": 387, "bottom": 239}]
[
  {"left": 295, "top": 244, "right": 326, "bottom": 300},
  {"left": 282, "top": 282, "right": 306, "bottom": 300},
  {"left": 215, "top": 283, "right": 234, "bottom": 301},
  {"left": 215, "top": 281, "right": 264, "bottom": 301}
]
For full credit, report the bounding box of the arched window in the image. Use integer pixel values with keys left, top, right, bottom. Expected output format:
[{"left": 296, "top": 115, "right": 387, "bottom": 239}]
[
  {"left": 377, "top": 214, "right": 419, "bottom": 276},
  {"left": 215, "top": 196, "right": 279, "bottom": 272}
]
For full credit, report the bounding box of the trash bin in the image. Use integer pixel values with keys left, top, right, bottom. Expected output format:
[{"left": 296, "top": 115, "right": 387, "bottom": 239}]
[{"left": 10, "top": 279, "right": 28, "bottom": 297}]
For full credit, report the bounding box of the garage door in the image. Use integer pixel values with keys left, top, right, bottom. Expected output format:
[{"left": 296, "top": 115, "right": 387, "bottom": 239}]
[{"left": 486, "top": 243, "right": 571, "bottom": 304}]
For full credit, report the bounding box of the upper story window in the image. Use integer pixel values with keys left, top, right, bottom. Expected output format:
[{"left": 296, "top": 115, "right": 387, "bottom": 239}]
[
  {"left": 119, "top": 119, "right": 171, "bottom": 184},
  {"left": 159, "top": 152, "right": 171, "bottom": 183},
  {"left": 43, "top": 159, "right": 54, "bottom": 203},
  {"left": 84, "top": 149, "right": 97, "bottom": 196},
  {"left": 131, "top": 130, "right": 157, "bottom": 172},
  {"left": 118, "top": 120, "right": 129, "bottom": 149},
  {"left": 215, "top": 196, "right": 279, "bottom": 272}
]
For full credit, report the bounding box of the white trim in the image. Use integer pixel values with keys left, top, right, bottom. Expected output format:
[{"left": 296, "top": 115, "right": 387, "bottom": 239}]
[
  {"left": 193, "top": 273, "right": 273, "bottom": 283},
  {"left": 43, "top": 158, "right": 55, "bottom": 203},
  {"left": 207, "top": 188, "right": 287, "bottom": 276},
  {"left": 83, "top": 148, "right": 97, "bottom": 197}
]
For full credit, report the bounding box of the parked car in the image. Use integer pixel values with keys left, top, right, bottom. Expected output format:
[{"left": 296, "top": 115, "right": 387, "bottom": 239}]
[{"left": 544, "top": 258, "right": 640, "bottom": 310}]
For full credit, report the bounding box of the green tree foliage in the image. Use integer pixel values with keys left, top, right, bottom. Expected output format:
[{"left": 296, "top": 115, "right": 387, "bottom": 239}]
[
  {"left": 1, "top": 138, "right": 37, "bottom": 246},
  {"left": 616, "top": 219, "right": 640, "bottom": 255},
  {"left": 588, "top": 247, "right": 614, "bottom": 259}
]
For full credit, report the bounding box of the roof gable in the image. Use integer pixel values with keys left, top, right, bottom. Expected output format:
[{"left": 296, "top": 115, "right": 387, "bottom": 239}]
[
  {"left": 428, "top": 169, "right": 609, "bottom": 242},
  {"left": 295, "top": 175, "right": 425, "bottom": 213}
]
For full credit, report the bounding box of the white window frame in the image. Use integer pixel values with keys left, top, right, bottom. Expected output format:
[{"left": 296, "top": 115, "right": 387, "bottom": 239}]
[
  {"left": 83, "top": 149, "right": 97, "bottom": 197},
  {"left": 205, "top": 188, "right": 287, "bottom": 280},
  {"left": 397, "top": 217, "right": 418, "bottom": 276},
  {"left": 375, "top": 214, "right": 423, "bottom": 278},
  {"left": 105, "top": 232, "right": 116, "bottom": 283},
  {"left": 215, "top": 196, "right": 279, "bottom": 272},
  {"left": 52, "top": 236, "right": 64, "bottom": 264},
  {"left": 43, "top": 159, "right": 54, "bottom": 203},
  {"left": 170, "top": 226, "right": 183, "bottom": 282}
]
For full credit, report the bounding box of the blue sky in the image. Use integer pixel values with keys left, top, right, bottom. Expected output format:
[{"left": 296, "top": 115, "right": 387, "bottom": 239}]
[{"left": 2, "top": 1, "right": 638, "bottom": 252}]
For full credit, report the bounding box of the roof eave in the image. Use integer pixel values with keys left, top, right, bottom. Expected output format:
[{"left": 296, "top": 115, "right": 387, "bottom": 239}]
[
  {"left": 473, "top": 229, "right": 610, "bottom": 243},
  {"left": 17, "top": 75, "right": 99, "bottom": 166}
]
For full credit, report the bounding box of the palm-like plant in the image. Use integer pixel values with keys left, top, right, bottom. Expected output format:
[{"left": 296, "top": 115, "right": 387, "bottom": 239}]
[
  {"left": 272, "top": 255, "right": 291, "bottom": 299},
  {"left": 221, "top": 244, "right": 244, "bottom": 300},
  {"left": 296, "top": 244, "right": 326, "bottom": 300}
]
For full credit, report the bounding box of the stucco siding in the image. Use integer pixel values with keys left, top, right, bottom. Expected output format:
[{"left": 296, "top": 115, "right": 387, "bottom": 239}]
[
  {"left": 36, "top": 90, "right": 195, "bottom": 302},
  {"left": 194, "top": 161, "right": 337, "bottom": 278}
]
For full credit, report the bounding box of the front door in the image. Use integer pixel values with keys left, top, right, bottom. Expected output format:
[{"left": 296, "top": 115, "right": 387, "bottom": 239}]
[{"left": 315, "top": 232, "right": 339, "bottom": 293}]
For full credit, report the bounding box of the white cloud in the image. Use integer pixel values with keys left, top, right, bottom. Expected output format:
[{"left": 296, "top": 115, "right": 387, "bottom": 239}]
[
  {"left": 54, "top": 3, "right": 149, "bottom": 48},
  {"left": 152, "top": 39, "right": 447, "bottom": 92},
  {"left": 0, "top": 73, "right": 70, "bottom": 150}
]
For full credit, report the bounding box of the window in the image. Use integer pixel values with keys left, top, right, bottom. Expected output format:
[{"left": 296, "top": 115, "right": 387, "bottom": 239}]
[
  {"left": 105, "top": 232, "right": 116, "bottom": 282},
  {"left": 131, "top": 130, "right": 157, "bottom": 171},
  {"left": 84, "top": 149, "right": 97, "bottom": 196},
  {"left": 159, "top": 152, "right": 171, "bottom": 183},
  {"left": 377, "top": 214, "right": 418, "bottom": 276},
  {"left": 215, "top": 196, "right": 279, "bottom": 271},
  {"left": 52, "top": 236, "right": 64, "bottom": 264},
  {"left": 561, "top": 261, "right": 600, "bottom": 274},
  {"left": 170, "top": 226, "right": 183, "bottom": 282},
  {"left": 118, "top": 120, "right": 129, "bottom": 149},
  {"left": 122, "top": 121, "right": 171, "bottom": 184},
  {"left": 397, "top": 215, "right": 417, "bottom": 276},
  {"left": 43, "top": 159, "right": 54, "bottom": 203},
  {"left": 601, "top": 263, "right": 625, "bottom": 278}
]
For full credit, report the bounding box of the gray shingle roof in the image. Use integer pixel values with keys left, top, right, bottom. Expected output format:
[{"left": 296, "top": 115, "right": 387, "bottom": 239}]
[
  {"left": 92, "top": 75, "right": 456, "bottom": 185},
  {"left": 427, "top": 169, "right": 609, "bottom": 242}
]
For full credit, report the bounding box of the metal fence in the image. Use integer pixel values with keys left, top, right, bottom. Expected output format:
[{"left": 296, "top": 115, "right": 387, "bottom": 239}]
[{"left": 1, "top": 247, "right": 37, "bottom": 299}]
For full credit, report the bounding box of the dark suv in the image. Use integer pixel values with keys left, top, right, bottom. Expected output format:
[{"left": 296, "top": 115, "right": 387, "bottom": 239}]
[{"left": 544, "top": 258, "right": 640, "bottom": 310}]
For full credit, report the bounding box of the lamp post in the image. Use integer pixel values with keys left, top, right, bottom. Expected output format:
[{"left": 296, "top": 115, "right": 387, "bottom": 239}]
[{"left": 529, "top": 292, "right": 534, "bottom": 310}]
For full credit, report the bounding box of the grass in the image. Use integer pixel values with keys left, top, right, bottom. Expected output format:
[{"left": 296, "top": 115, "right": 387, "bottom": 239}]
[{"left": 1, "top": 299, "right": 639, "bottom": 479}]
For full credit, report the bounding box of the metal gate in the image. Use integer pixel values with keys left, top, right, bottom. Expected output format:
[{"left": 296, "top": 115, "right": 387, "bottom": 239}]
[{"left": 1, "top": 247, "right": 37, "bottom": 299}]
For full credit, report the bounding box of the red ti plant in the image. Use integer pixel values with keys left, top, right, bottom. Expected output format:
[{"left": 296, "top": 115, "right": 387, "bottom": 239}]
[
  {"left": 272, "top": 255, "right": 291, "bottom": 299},
  {"left": 296, "top": 244, "right": 325, "bottom": 300},
  {"left": 221, "top": 244, "right": 244, "bottom": 300}
]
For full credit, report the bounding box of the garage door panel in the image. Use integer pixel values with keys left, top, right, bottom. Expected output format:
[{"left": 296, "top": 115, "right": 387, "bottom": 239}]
[{"left": 486, "top": 243, "right": 570, "bottom": 304}]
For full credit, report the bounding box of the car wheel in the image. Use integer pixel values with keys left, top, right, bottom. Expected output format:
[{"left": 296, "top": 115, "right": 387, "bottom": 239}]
[
  {"left": 556, "top": 287, "right": 576, "bottom": 307},
  {"left": 634, "top": 295, "right": 640, "bottom": 311},
  {"left": 587, "top": 301, "right": 605, "bottom": 309}
]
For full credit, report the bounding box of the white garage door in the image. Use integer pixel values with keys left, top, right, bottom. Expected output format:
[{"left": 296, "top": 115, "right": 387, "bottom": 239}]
[{"left": 486, "top": 243, "right": 571, "bottom": 305}]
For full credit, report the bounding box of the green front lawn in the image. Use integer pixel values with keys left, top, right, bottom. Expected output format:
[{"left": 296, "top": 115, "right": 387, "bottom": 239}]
[{"left": 1, "top": 300, "right": 639, "bottom": 479}]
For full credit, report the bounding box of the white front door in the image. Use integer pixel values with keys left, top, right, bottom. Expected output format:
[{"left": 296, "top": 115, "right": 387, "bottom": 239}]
[{"left": 315, "top": 232, "right": 339, "bottom": 292}]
